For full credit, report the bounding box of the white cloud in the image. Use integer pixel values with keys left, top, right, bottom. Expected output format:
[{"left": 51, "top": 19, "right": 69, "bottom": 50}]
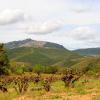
[
  {"left": 0, "top": 9, "right": 26, "bottom": 25},
  {"left": 26, "top": 21, "right": 63, "bottom": 34},
  {"left": 0, "top": 0, "right": 100, "bottom": 49},
  {"left": 68, "top": 27, "right": 97, "bottom": 41},
  {"left": 70, "top": 7, "right": 91, "bottom": 13}
]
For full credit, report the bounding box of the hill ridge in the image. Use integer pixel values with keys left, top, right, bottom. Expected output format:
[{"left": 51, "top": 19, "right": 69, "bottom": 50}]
[
  {"left": 73, "top": 47, "right": 100, "bottom": 56},
  {"left": 5, "top": 38, "right": 66, "bottom": 50}
]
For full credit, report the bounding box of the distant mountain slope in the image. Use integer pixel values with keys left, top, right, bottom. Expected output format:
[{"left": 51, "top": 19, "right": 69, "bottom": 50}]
[
  {"left": 4, "top": 39, "right": 83, "bottom": 67},
  {"left": 7, "top": 47, "right": 81, "bottom": 66},
  {"left": 5, "top": 39, "right": 65, "bottom": 49},
  {"left": 73, "top": 48, "right": 100, "bottom": 56},
  {"left": 71, "top": 56, "right": 100, "bottom": 73}
]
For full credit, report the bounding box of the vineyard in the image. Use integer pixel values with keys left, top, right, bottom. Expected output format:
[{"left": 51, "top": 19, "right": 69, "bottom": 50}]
[{"left": 0, "top": 72, "right": 100, "bottom": 100}]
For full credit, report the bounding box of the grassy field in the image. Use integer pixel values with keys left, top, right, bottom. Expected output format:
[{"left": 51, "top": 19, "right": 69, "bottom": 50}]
[{"left": 0, "top": 74, "right": 100, "bottom": 100}]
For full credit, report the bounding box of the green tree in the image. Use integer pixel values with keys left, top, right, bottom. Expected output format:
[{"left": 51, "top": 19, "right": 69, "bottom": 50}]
[
  {"left": 0, "top": 44, "right": 10, "bottom": 75},
  {"left": 33, "top": 64, "right": 44, "bottom": 75},
  {"left": 44, "top": 66, "right": 58, "bottom": 74}
]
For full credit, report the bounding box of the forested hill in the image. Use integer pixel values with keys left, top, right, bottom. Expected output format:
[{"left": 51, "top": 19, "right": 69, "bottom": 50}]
[
  {"left": 7, "top": 47, "right": 81, "bottom": 66},
  {"left": 5, "top": 39, "right": 81, "bottom": 66},
  {"left": 73, "top": 48, "right": 100, "bottom": 56}
]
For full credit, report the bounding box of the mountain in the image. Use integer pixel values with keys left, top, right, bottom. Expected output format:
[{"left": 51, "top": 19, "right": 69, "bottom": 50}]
[
  {"left": 73, "top": 48, "right": 100, "bottom": 56},
  {"left": 5, "top": 38, "right": 65, "bottom": 49},
  {"left": 5, "top": 39, "right": 81, "bottom": 66},
  {"left": 4, "top": 39, "right": 100, "bottom": 74}
]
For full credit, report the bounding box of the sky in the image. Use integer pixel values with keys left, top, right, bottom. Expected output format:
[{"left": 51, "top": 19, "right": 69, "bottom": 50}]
[{"left": 0, "top": 0, "right": 100, "bottom": 50}]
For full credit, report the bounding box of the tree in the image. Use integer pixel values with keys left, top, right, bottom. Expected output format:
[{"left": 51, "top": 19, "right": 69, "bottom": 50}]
[
  {"left": 32, "top": 64, "right": 44, "bottom": 75},
  {"left": 0, "top": 44, "right": 10, "bottom": 75},
  {"left": 44, "top": 66, "right": 58, "bottom": 74}
]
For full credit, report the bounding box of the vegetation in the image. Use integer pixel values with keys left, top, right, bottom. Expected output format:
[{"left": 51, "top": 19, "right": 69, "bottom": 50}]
[
  {"left": 73, "top": 47, "right": 100, "bottom": 56},
  {"left": 0, "top": 44, "right": 10, "bottom": 75},
  {"left": 0, "top": 73, "right": 99, "bottom": 100},
  {"left": 71, "top": 57, "right": 100, "bottom": 75},
  {"left": 0, "top": 43, "right": 100, "bottom": 100},
  {"left": 7, "top": 47, "right": 81, "bottom": 66}
]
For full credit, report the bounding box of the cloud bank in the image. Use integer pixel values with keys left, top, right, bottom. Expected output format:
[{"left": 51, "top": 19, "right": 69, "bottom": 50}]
[
  {"left": 0, "top": 9, "right": 26, "bottom": 25},
  {"left": 69, "top": 27, "right": 97, "bottom": 41},
  {"left": 0, "top": 0, "right": 100, "bottom": 49},
  {"left": 26, "top": 21, "right": 63, "bottom": 34}
]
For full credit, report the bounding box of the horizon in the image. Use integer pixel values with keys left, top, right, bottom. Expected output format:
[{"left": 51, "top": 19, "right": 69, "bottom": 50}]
[
  {"left": 0, "top": 0, "right": 100, "bottom": 49},
  {"left": 2, "top": 38, "right": 100, "bottom": 50}
]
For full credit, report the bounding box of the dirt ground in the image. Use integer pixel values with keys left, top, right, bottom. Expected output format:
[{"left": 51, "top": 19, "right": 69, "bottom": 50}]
[{"left": 13, "top": 92, "right": 100, "bottom": 100}]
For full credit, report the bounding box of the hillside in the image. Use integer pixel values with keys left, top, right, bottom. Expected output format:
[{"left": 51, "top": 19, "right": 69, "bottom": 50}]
[
  {"left": 5, "top": 39, "right": 82, "bottom": 66},
  {"left": 5, "top": 39, "right": 100, "bottom": 70},
  {"left": 73, "top": 48, "right": 100, "bottom": 56},
  {"left": 71, "top": 56, "right": 100, "bottom": 73},
  {"left": 7, "top": 47, "right": 81, "bottom": 66}
]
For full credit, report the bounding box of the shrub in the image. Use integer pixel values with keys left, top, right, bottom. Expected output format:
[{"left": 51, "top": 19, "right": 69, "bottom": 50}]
[{"left": 13, "top": 76, "right": 29, "bottom": 94}]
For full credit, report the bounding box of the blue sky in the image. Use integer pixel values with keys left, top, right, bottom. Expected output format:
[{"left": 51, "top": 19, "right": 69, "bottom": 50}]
[{"left": 0, "top": 0, "right": 100, "bottom": 49}]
